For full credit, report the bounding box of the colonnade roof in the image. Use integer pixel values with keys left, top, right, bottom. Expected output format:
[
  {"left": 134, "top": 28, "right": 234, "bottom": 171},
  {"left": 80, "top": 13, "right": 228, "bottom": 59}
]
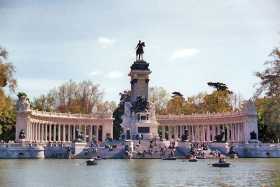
[{"left": 30, "top": 110, "right": 113, "bottom": 119}]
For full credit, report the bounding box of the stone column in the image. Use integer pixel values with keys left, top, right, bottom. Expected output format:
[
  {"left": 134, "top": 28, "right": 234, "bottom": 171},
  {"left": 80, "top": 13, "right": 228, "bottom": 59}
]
[
  {"left": 96, "top": 125, "right": 99, "bottom": 142},
  {"left": 50, "top": 124, "right": 53, "bottom": 141},
  {"left": 53, "top": 124, "right": 56, "bottom": 142},
  {"left": 202, "top": 126, "right": 205, "bottom": 142},
  {"left": 73, "top": 125, "right": 76, "bottom": 141},
  {"left": 41, "top": 123, "right": 45, "bottom": 142},
  {"left": 237, "top": 123, "right": 240, "bottom": 143},
  {"left": 174, "top": 126, "right": 178, "bottom": 140},
  {"left": 90, "top": 125, "right": 93, "bottom": 142},
  {"left": 39, "top": 124, "right": 41, "bottom": 142},
  {"left": 43, "top": 124, "right": 46, "bottom": 142},
  {"left": 206, "top": 125, "right": 210, "bottom": 142},
  {"left": 26, "top": 123, "right": 29, "bottom": 141},
  {"left": 180, "top": 125, "right": 183, "bottom": 139},
  {"left": 212, "top": 125, "right": 216, "bottom": 142},
  {"left": 29, "top": 123, "right": 31, "bottom": 141},
  {"left": 35, "top": 123, "right": 38, "bottom": 141},
  {"left": 230, "top": 124, "right": 233, "bottom": 142},
  {"left": 58, "top": 124, "right": 61, "bottom": 142},
  {"left": 30, "top": 123, "right": 32, "bottom": 141},
  {"left": 34, "top": 123, "right": 36, "bottom": 141},
  {"left": 233, "top": 124, "right": 236, "bottom": 142},
  {"left": 161, "top": 126, "right": 165, "bottom": 139},
  {"left": 62, "top": 125, "right": 65, "bottom": 142},
  {"left": 84, "top": 125, "right": 87, "bottom": 141},
  {"left": 68, "top": 125, "right": 71, "bottom": 142},
  {"left": 191, "top": 125, "right": 194, "bottom": 142},
  {"left": 45, "top": 124, "right": 48, "bottom": 141}
]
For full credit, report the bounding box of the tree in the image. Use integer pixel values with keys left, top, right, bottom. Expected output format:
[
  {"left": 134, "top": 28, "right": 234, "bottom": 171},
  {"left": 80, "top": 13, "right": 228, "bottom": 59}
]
[
  {"left": 207, "top": 82, "right": 232, "bottom": 93},
  {"left": 32, "top": 80, "right": 104, "bottom": 114},
  {"left": 203, "top": 82, "right": 233, "bottom": 113},
  {"left": 255, "top": 48, "right": 280, "bottom": 142},
  {"left": 166, "top": 92, "right": 185, "bottom": 114},
  {"left": 149, "top": 87, "right": 170, "bottom": 114},
  {"left": 0, "top": 47, "right": 16, "bottom": 141},
  {"left": 0, "top": 47, "right": 16, "bottom": 91}
]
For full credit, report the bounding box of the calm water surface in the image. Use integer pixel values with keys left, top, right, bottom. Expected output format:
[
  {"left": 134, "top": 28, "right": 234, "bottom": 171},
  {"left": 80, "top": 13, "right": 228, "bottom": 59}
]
[{"left": 0, "top": 159, "right": 279, "bottom": 187}]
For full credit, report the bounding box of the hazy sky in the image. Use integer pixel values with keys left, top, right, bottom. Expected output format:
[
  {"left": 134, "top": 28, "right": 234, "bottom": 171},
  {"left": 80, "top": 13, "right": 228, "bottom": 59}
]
[{"left": 1, "top": 0, "right": 280, "bottom": 101}]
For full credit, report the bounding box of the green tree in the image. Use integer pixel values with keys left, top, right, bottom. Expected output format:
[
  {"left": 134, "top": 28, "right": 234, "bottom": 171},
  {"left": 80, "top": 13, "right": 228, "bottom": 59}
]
[
  {"left": 149, "top": 87, "right": 170, "bottom": 114},
  {"left": 0, "top": 47, "right": 16, "bottom": 141},
  {"left": 255, "top": 48, "right": 280, "bottom": 142},
  {"left": 32, "top": 80, "right": 104, "bottom": 114},
  {"left": 203, "top": 82, "right": 233, "bottom": 113},
  {"left": 166, "top": 92, "right": 185, "bottom": 114}
]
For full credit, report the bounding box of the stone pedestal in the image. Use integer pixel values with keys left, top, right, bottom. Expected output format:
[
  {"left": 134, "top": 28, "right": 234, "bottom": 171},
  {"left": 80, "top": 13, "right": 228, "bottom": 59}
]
[
  {"left": 121, "top": 60, "right": 158, "bottom": 140},
  {"left": 72, "top": 142, "right": 87, "bottom": 156}
]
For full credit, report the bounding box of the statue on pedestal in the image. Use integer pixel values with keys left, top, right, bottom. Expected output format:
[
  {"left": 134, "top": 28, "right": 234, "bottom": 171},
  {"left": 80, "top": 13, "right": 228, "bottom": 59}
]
[
  {"left": 19, "top": 129, "right": 26, "bottom": 140},
  {"left": 250, "top": 131, "right": 257, "bottom": 140},
  {"left": 16, "top": 92, "right": 30, "bottom": 112},
  {"left": 136, "top": 40, "right": 145, "bottom": 61},
  {"left": 215, "top": 131, "right": 225, "bottom": 142},
  {"left": 75, "top": 129, "right": 84, "bottom": 142}
]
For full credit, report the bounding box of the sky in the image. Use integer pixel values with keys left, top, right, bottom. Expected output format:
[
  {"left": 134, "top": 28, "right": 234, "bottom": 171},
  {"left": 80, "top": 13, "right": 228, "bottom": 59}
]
[{"left": 0, "top": 0, "right": 280, "bottom": 102}]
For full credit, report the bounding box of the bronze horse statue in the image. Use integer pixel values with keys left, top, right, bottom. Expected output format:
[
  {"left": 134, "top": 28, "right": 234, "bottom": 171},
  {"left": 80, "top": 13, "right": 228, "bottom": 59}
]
[{"left": 136, "top": 40, "right": 145, "bottom": 60}]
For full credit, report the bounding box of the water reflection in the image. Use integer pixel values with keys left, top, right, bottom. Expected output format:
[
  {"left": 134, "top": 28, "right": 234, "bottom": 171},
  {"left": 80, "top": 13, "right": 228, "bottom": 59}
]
[
  {"left": 0, "top": 159, "right": 279, "bottom": 187},
  {"left": 128, "top": 160, "right": 153, "bottom": 187}
]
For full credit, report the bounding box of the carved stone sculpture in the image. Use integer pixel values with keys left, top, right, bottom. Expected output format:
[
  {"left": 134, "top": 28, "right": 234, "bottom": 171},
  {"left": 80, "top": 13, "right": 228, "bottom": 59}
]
[{"left": 16, "top": 93, "right": 30, "bottom": 112}]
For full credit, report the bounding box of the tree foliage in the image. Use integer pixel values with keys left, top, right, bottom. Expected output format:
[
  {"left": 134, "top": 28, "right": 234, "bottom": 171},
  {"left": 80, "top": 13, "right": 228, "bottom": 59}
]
[
  {"left": 255, "top": 48, "right": 280, "bottom": 142},
  {"left": 165, "top": 83, "right": 235, "bottom": 115},
  {"left": 32, "top": 80, "right": 107, "bottom": 114},
  {"left": 0, "top": 47, "right": 16, "bottom": 92},
  {"left": 0, "top": 47, "right": 16, "bottom": 141},
  {"left": 149, "top": 87, "right": 170, "bottom": 114}
]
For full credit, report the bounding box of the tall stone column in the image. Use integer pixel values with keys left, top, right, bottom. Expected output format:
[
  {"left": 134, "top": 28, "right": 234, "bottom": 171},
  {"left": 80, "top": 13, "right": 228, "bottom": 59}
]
[
  {"left": 90, "top": 125, "right": 93, "bottom": 142},
  {"left": 29, "top": 123, "right": 32, "bottom": 141},
  {"left": 168, "top": 126, "right": 172, "bottom": 140},
  {"left": 96, "top": 125, "right": 99, "bottom": 142},
  {"left": 43, "top": 124, "right": 46, "bottom": 142},
  {"left": 202, "top": 126, "right": 205, "bottom": 142},
  {"left": 233, "top": 124, "right": 237, "bottom": 142},
  {"left": 174, "top": 126, "right": 178, "bottom": 139},
  {"left": 48, "top": 124, "right": 51, "bottom": 141},
  {"left": 50, "top": 124, "right": 53, "bottom": 141},
  {"left": 35, "top": 123, "right": 37, "bottom": 141},
  {"left": 58, "top": 124, "right": 61, "bottom": 141},
  {"left": 191, "top": 126, "right": 194, "bottom": 142},
  {"left": 230, "top": 124, "right": 233, "bottom": 142},
  {"left": 53, "top": 124, "right": 56, "bottom": 142},
  {"left": 38, "top": 124, "right": 41, "bottom": 142},
  {"left": 68, "top": 125, "right": 71, "bottom": 142},
  {"left": 62, "top": 125, "right": 65, "bottom": 142},
  {"left": 45, "top": 124, "right": 48, "bottom": 141},
  {"left": 237, "top": 123, "right": 240, "bottom": 143},
  {"left": 34, "top": 123, "right": 36, "bottom": 141},
  {"left": 206, "top": 126, "right": 210, "bottom": 142},
  {"left": 161, "top": 126, "right": 165, "bottom": 139},
  {"left": 73, "top": 125, "right": 76, "bottom": 141},
  {"left": 84, "top": 125, "right": 87, "bottom": 141}
]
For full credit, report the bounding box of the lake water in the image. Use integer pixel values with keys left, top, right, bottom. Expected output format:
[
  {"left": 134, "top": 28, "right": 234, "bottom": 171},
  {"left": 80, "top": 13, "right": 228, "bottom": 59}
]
[{"left": 0, "top": 159, "right": 279, "bottom": 187}]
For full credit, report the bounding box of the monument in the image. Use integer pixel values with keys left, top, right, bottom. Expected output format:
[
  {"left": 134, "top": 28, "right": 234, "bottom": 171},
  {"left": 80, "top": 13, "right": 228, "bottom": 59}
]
[{"left": 121, "top": 41, "right": 159, "bottom": 140}]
